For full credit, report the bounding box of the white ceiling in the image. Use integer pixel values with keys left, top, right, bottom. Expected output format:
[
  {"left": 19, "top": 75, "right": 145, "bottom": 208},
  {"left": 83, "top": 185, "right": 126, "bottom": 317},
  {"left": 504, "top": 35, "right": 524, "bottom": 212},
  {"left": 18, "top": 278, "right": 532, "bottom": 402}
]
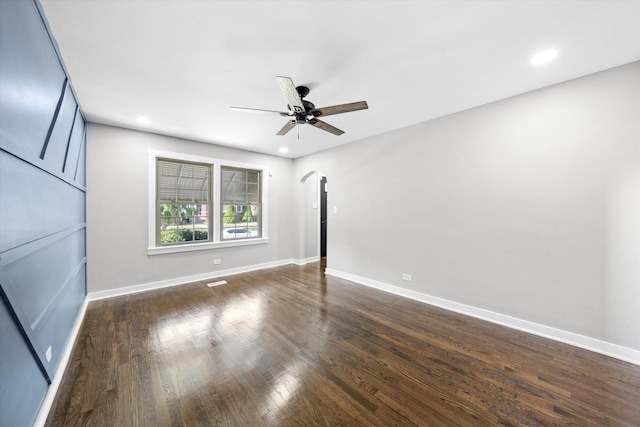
[{"left": 40, "top": 0, "right": 640, "bottom": 159}]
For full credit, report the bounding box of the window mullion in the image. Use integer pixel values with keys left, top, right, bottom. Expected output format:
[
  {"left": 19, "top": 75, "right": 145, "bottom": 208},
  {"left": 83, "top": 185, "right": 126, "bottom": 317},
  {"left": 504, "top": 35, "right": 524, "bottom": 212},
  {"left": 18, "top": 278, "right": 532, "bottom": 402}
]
[{"left": 213, "top": 163, "right": 221, "bottom": 243}]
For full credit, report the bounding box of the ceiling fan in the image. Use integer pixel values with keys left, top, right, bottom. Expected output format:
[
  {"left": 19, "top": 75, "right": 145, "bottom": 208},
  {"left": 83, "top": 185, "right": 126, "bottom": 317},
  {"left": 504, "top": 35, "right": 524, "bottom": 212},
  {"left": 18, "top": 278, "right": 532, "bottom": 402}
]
[{"left": 231, "top": 76, "right": 368, "bottom": 136}]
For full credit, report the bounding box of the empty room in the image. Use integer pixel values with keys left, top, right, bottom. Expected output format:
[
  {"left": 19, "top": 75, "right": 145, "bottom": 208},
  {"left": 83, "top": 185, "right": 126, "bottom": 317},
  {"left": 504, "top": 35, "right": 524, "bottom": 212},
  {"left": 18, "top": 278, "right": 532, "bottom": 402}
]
[{"left": 1, "top": 0, "right": 639, "bottom": 425}]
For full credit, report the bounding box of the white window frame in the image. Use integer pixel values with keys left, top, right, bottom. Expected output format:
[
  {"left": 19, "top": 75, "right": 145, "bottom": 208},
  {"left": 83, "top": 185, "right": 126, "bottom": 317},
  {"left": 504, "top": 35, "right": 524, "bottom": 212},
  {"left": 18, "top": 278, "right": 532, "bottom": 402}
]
[{"left": 147, "top": 149, "right": 269, "bottom": 255}]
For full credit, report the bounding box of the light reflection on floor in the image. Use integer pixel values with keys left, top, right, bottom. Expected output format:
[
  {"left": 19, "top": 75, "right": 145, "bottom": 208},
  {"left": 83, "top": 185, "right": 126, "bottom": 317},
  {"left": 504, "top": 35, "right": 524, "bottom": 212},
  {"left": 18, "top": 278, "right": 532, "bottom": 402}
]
[
  {"left": 149, "top": 294, "right": 270, "bottom": 396},
  {"left": 147, "top": 288, "right": 313, "bottom": 414},
  {"left": 152, "top": 294, "right": 264, "bottom": 348},
  {"left": 153, "top": 309, "right": 214, "bottom": 347},
  {"left": 265, "top": 360, "right": 307, "bottom": 416},
  {"left": 218, "top": 295, "right": 263, "bottom": 335}
]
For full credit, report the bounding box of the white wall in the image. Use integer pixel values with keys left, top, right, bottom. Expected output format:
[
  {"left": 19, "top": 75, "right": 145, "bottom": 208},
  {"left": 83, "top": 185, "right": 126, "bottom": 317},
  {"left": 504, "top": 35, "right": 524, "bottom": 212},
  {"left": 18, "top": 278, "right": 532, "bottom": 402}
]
[
  {"left": 294, "top": 61, "right": 640, "bottom": 352},
  {"left": 87, "top": 124, "right": 295, "bottom": 293}
]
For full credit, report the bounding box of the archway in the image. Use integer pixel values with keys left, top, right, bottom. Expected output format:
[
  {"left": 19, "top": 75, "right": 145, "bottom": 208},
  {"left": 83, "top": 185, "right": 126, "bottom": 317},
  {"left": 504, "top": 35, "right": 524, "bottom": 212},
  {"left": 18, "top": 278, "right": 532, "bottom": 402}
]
[{"left": 299, "top": 171, "right": 326, "bottom": 263}]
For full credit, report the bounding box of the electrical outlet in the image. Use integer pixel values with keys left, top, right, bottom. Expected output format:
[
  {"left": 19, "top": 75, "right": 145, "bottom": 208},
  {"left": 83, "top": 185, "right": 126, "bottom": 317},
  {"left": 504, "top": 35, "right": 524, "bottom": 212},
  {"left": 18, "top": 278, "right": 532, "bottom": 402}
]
[
  {"left": 402, "top": 273, "right": 412, "bottom": 281},
  {"left": 213, "top": 258, "right": 222, "bottom": 265},
  {"left": 45, "top": 346, "right": 52, "bottom": 362}
]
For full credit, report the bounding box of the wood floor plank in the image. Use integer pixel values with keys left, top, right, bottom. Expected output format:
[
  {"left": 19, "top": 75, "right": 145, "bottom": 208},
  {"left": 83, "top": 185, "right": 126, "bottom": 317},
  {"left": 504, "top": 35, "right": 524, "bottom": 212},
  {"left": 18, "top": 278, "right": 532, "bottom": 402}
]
[{"left": 46, "top": 261, "right": 640, "bottom": 426}]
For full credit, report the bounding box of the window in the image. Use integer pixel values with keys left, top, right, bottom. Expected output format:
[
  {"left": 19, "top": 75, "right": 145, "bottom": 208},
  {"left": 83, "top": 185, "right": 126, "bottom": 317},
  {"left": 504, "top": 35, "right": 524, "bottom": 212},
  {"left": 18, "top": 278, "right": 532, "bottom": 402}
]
[
  {"left": 222, "top": 167, "right": 261, "bottom": 240},
  {"left": 148, "top": 150, "right": 268, "bottom": 255},
  {"left": 157, "top": 159, "right": 211, "bottom": 245}
]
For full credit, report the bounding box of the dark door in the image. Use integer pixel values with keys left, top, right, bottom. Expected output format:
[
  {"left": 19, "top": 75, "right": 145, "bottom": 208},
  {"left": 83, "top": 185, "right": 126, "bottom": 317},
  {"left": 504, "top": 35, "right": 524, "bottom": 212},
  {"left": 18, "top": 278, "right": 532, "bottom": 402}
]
[{"left": 320, "top": 176, "right": 328, "bottom": 258}]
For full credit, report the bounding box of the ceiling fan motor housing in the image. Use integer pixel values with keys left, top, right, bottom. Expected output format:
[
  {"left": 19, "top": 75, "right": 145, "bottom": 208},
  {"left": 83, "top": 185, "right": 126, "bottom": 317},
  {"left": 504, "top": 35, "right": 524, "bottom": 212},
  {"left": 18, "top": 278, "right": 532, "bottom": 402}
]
[
  {"left": 302, "top": 100, "right": 315, "bottom": 112},
  {"left": 295, "top": 85, "right": 317, "bottom": 117},
  {"left": 299, "top": 96, "right": 317, "bottom": 123}
]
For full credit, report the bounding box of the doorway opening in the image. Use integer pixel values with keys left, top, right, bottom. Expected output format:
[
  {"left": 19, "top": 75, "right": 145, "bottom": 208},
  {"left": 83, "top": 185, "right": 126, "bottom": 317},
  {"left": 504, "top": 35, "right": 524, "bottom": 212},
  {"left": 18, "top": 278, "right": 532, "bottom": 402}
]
[{"left": 320, "top": 176, "right": 327, "bottom": 259}]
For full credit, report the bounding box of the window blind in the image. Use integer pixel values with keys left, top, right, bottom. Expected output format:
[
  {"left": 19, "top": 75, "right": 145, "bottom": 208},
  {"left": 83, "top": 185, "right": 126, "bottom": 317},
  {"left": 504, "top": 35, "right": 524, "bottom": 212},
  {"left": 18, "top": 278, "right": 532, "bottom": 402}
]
[
  {"left": 158, "top": 159, "right": 210, "bottom": 203},
  {"left": 221, "top": 167, "right": 260, "bottom": 204}
]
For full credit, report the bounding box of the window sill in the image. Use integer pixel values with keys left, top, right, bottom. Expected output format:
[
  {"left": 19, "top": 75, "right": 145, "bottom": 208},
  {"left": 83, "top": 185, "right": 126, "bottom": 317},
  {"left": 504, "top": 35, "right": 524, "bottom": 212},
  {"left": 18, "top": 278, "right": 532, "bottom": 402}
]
[{"left": 147, "top": 237, "right": 269, "bottom": 256}]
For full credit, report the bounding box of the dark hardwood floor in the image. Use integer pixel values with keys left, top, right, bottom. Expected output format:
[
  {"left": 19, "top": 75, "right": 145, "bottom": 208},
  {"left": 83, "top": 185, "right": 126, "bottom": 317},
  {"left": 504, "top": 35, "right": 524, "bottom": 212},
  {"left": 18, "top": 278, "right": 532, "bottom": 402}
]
[{"left": 46, "top": 262, "right": 640, "bottom": 426}]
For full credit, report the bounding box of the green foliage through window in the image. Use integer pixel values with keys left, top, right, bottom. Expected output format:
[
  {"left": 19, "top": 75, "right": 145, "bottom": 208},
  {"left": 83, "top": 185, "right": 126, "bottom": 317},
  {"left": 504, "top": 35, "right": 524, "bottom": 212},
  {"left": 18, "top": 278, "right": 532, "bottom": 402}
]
[{"left": 223, "top": 205, "right": 236, "bottom": 224}]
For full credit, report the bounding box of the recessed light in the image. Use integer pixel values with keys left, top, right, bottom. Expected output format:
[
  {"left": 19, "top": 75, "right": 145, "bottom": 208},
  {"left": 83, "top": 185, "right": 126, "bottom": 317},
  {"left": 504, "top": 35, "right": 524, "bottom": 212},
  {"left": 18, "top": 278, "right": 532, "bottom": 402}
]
[
  {"left": 279, "top": 147, "right": 289, "bottom": 153},
  {"left": 136, "top": 116, "right": 151, "bottom": 124},
  {"left": 530, "top": 49, "right": 558, "bottom": 66}
]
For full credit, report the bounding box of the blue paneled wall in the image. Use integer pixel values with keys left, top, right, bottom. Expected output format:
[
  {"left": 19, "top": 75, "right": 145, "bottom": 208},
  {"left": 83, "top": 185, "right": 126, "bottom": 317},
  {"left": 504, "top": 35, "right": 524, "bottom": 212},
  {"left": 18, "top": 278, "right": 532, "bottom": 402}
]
[{"left": 0, "top": 0, "right": 87, "bottom": 425}]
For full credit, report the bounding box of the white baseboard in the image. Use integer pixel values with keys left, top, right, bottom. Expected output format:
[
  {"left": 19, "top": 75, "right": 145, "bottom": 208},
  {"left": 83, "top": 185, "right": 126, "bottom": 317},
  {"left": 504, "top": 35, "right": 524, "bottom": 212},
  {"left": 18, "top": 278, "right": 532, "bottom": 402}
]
[
  {"left": 88, "top": 259, "right": 297, "bottom": 301},
  {"left": 292, "top": 256, "right": 320, "bottom": 266},
  {"left": 325, "top": 268, "right": 640, "bottom": 366},
  {"left": 34, "top": 297, "right": 89, "bottom": 427}
]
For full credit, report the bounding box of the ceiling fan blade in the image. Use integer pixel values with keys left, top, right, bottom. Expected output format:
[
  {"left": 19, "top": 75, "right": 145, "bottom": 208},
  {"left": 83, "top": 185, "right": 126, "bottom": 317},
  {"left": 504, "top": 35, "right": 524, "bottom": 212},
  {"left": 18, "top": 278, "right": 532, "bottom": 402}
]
[
  {"left": 312, "top": 101, "right": 368, "bottom": 118},
  {"left": 276, "top": 120, "right": 297, "bottom": 136},
  {"left": 308, "top": 118, "right": 344, "bottom": 136},
  {"left": 231, "top": 106, "right": 290, "bottom": 117},
  {"left": 276, "top": 76, "right": 305, "bottom": 113}
]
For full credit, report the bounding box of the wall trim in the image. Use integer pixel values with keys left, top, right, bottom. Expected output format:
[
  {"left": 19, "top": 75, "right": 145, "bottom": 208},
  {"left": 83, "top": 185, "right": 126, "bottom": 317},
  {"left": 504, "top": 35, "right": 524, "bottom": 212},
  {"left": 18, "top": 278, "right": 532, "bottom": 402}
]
[
  {"left": 88, "top": 259, "right": 296, "bottom": 301},
  {"left": 34, "top": 297, "right": 89, "bottom": 427},
  {"left": 292, "top": 256, "right": 320, "bottom": 266},
  {"left": 147, "top": 237, "right": 269, "bottom": 256},
  {"left": 325, "top": 268, "right": 640, "bottom": 366}
]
